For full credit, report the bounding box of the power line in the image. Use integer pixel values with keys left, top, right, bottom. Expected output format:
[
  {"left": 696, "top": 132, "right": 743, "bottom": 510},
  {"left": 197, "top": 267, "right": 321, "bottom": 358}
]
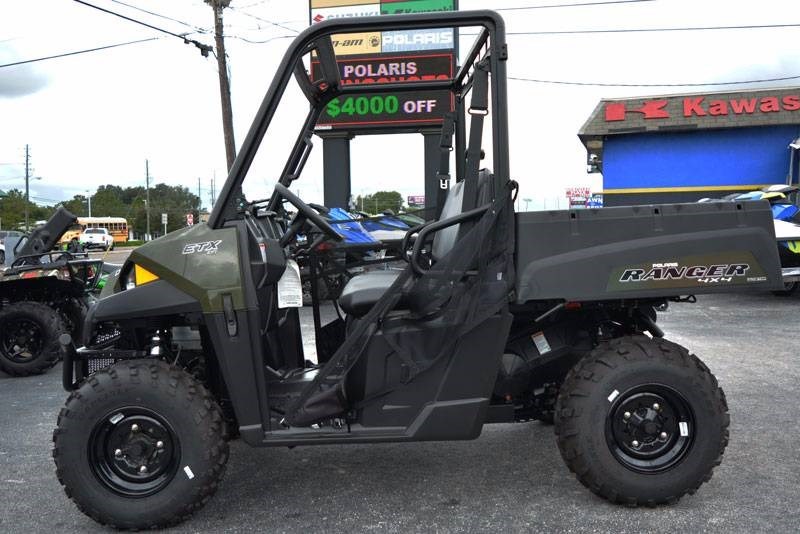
[
  {"left": 0, "top": 38, "right": 159, "bottom": 69},
  {"left": 227, "top": 6, "right": 300, "bottom": 34},
  {"left": 505, "top": 22, "right": 800, "bottom": 35},
  {"left": 226, "top": 34, "right": 296, "bottom": 45},
  {"left": 72, "top": 0, "right": 212, "bottom": 56},
  {"left": 109, "top": 0, "right": 210, "bottom": 34},
  {"left": 508, "top": 73, "right": 800, "bottom": 88},
  {"left": 495, "top": 0, "right": 655, "bottom": 11}
]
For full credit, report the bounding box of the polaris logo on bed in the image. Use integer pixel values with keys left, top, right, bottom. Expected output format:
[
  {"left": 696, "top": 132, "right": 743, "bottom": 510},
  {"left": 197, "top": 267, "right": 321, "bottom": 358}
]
[{"left": 619, "top": 263, "right": 750, "bottom": 284}]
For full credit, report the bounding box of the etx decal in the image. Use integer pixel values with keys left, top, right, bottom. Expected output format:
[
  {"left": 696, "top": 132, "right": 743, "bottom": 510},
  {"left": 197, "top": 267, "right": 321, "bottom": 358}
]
[{"left": 182, "top": 240, "right": 222, "bottom": 255}]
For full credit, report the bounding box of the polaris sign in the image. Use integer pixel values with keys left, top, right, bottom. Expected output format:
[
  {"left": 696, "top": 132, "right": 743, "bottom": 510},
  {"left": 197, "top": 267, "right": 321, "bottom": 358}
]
[{"left": 381, "top": 29, "right": 454, "bottom": 52}]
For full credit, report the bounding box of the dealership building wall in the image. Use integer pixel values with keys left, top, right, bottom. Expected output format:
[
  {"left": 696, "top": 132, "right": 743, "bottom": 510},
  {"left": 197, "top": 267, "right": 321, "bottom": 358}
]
[{"left": 579, "top": 87, "right": 800, "bottom": 206}]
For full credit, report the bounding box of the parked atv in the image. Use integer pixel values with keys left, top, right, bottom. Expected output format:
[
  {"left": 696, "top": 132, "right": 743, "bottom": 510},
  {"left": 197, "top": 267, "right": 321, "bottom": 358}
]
[
  {"left": 54, "top": 11, "right": 782, "bottom": 530},
  {"left": 702, "top": 184, "right": 800, "bottom": 295},
  {"left": 0, "top": 207, "right": 102, "bottom": 376}
]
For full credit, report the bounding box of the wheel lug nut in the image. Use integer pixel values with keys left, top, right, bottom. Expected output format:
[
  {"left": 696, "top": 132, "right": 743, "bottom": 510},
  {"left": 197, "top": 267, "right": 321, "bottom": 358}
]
[
  {"left": 660, "top": 432, "right": 668, "bottom": 440},
  {"left": 139, "top": 465, "right": 148, "bottom": 474},
  {"left": 623, "top": 411, "right": 631, "bottom": 419},
  {"left": 156, "top": 441, "right": 164, "bottom": 449},
  {"left": 632, "top": 440, "right": 640, "bottom": 447},
  {"left": 653, "top": 403, "right": 660, "bottom": 411},
  {"left": 131, "top": 424, "right": 139, "bottom": 433},
  {"left": 114, "top": 449, "right": 123, "bottom": 458}
]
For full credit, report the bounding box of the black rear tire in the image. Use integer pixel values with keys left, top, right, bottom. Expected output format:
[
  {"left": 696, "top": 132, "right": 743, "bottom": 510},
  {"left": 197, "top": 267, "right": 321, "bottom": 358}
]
[
  {"left": 772, "top": 281, "right": 798, "bottom": 296},
  {"left": 53, "top": 359, "right": 229, "bottom": 529},
  {"left": 0, "top": 301, "right": 65, "bottom": 376},
  {"left": 554, "top": 336, "right": 729, "bottom": 506}
]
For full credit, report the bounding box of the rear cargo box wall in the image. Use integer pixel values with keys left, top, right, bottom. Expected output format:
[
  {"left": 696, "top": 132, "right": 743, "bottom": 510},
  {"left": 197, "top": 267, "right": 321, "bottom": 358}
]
[{"left": 514, "top": 201, "right": 782, "bottom": 302}]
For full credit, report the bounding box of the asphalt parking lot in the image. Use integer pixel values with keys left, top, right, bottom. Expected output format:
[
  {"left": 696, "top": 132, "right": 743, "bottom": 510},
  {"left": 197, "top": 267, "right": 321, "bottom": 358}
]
[
  {"left": 1, "top": 292, "right": 798, "bottom": 533},
  {"left": 86, "top": 247, "right": 134, "bottom": 265}
]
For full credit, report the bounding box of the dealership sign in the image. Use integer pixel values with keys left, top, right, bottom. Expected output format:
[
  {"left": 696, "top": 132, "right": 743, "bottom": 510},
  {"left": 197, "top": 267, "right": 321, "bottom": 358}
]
[
  {"left": 312, "top": 52, "right": 454, "bottom": 129},
  {"left": 311, "top": 52, "right": 453, "bottom": 85},
  {"left": 566, "top": 187, "right": 591, "bottom": 208},
  {"left": 310, "top": 0, "right": 457, "bottom": 55},
  {"left": 381, "top": 28, "right": 454, "bottom": 52},
  {"left": 381, "top": 0, "right": 454, "bottom": 14},
  {"left": 605, "top": 94, "right": 800, "bottom": 122},
  {"left": 309, "top": 0, "right": 457, "bottom": 132}
]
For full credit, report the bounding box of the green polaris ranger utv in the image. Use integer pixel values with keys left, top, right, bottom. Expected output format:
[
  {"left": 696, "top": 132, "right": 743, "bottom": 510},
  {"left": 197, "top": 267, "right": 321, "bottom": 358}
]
[{"left": 53, "top": 11, "right": 782, "bottom": 529}]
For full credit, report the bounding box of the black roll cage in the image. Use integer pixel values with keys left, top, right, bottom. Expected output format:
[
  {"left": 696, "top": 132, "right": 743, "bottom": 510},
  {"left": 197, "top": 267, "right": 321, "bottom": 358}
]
[{"left": 208, "top": 10, "right": 509, "bottom": 228}]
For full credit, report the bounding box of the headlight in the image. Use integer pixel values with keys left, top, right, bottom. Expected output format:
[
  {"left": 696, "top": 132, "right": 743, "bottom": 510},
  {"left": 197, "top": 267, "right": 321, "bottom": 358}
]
[{"left": 124, "top": 264, "right": 159, "bottom": 289}]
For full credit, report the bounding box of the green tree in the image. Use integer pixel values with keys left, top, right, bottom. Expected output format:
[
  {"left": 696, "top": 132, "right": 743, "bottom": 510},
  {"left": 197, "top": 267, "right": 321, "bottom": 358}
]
[
  {"left": 356, "top": 191, "right": 403, "bottom": 214},
  {"left": 130, "top": 184, "right": 200, "bottom": 237},
  {"left": 0, "top": 189, "right": 41, "bottom": 230},
  {"left": 2, "top": 183, "right": 200, "bottom": 238}
]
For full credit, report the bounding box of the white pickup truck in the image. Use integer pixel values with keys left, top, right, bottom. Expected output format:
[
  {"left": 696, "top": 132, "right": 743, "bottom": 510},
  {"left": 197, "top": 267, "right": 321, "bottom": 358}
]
[{"left": 79, "top": 228, "right": 114, "bottom": 251}]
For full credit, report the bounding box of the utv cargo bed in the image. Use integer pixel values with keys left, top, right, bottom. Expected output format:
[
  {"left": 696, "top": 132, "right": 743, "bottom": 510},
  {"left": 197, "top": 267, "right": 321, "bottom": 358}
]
[{"left": 515, "top": 200, "right": 783, "bottom": 302}]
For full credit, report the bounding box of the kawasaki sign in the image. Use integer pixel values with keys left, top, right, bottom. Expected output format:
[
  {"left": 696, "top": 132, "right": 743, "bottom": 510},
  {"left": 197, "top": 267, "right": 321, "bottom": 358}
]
[{"left": 606, "top": 94, "right": 800, "bottom": 122}]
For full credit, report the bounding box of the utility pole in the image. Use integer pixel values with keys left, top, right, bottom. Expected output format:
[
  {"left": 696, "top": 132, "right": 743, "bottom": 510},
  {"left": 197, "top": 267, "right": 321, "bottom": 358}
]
[
  {"left": 145, "top": 159, "right": 151, "bottom": 241},
  {"left": 24, "top": 144, "right": 30, "bottom": 231},
  {"left": 197, "top": 177, "right": 202, "bottom": 211},
  {"left": 206, "top": 0, "right": 236, "bottom": 171},
  {"left": 210, "top": 175, "right": 216, "bottom": 206}
]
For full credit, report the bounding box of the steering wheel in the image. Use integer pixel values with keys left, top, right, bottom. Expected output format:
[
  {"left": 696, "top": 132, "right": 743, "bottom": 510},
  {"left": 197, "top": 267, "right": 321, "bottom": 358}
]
[{"left": 274, "top": 183, "right": 342, "bottom": 246}]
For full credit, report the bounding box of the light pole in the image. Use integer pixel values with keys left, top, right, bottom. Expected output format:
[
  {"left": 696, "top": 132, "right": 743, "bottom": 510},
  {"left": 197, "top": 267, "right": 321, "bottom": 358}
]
[
  {"left": 86, "top": 190, "right": 93, "bottom": 217},
  {"left": 523, "top": 198, "right": 532, "bottom": 211}
]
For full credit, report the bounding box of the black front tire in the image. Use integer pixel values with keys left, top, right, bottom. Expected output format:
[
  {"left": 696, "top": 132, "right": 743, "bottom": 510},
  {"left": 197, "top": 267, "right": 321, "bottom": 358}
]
[
  {"left": 0, "top": 249, "right": 5, "bottom": 265},
  {"left": 53, "top": 360, "right": 229, "bottom": 529},
  {"left": 555, "top": 336, "right": 729, "bottom": 506},
  {"left": 0, "top": 301, "right": 66, "bottom": 376}
]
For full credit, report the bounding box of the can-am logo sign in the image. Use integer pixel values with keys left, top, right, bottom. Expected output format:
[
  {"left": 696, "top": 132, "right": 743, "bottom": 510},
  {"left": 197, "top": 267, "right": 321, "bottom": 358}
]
[{"left": 605, "top": 94, "right": 800, "bottom": 122}]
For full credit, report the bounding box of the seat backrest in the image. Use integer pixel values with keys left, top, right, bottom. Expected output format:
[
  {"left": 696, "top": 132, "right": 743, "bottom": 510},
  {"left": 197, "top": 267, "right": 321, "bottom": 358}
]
[{"left": 431, "top": 170, "right": 491, "bottom": 260}]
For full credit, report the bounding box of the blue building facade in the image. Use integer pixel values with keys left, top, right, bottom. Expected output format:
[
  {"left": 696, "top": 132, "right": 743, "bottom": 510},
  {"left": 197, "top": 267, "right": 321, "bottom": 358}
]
[{"left": 580, "top": 88, "right": 800, "bottom": 206}]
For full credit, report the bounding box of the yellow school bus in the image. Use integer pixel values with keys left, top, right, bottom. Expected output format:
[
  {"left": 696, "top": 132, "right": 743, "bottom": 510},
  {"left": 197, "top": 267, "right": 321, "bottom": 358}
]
[{"left": 60, "top": 217, "right": 129, "bottom": 246}]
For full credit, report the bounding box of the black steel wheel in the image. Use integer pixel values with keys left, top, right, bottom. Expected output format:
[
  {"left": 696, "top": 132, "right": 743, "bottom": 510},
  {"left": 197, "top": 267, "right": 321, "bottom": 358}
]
[
  {"left": 605, "top": 385, "right": 695, "bottom": 473},
  {"left": 53, "top": 359, "right": 228, "bottom": 530},
  {"left": 0, "top": 301, "right": 65, "bottom": 376},
  {"left": 89, "top": 408, "right": 181, "bottom": 497},
  {"left": 555, "top": 336, "right": 729, "bottom": 506}
]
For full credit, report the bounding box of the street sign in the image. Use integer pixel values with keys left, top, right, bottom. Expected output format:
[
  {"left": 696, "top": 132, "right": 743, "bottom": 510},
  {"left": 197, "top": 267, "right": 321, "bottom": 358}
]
[
  {"left": 407, "top": 195, "right": 425, "bottom": 205},
  {"left": 186, "top": 213, "right": 194, "bottom": 226},
  {"left": 161, "top": 213, "right": 168, "bottom": 225}
]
